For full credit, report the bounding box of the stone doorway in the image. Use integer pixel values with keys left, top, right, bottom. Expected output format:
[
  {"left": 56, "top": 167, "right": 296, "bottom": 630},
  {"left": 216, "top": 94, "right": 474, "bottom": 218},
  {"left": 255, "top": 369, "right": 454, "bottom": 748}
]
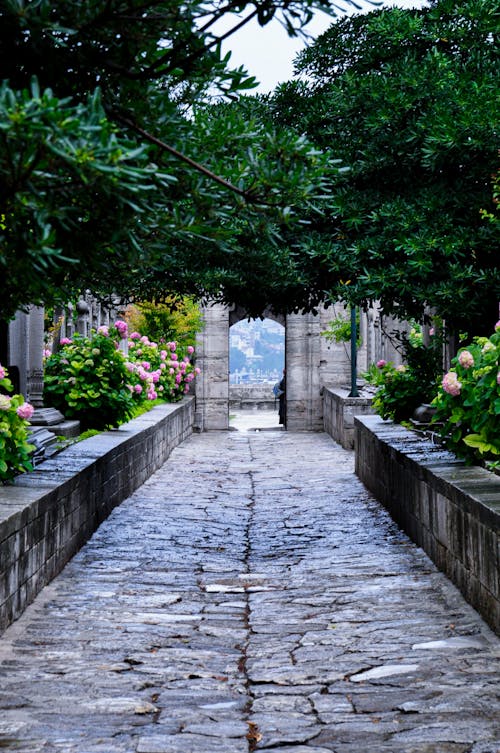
[{"left": 195, "top": 303, "right": 340, "bottom": 432}]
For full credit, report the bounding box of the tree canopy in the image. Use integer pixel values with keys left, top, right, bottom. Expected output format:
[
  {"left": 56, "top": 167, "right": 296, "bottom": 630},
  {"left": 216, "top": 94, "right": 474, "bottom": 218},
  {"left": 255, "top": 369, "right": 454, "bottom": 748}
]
[
  {"left": 0, "top": 0, "right": 365, "bottom": 320},
  {"left": 268, "top": 0, "right": 500, "bottom": 332}
]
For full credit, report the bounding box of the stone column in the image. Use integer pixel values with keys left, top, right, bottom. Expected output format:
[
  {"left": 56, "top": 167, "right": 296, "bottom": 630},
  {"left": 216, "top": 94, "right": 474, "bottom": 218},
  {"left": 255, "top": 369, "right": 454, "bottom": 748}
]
[
  {"left": 195, "top": 303, "right": 230, "bottom": 430},
  {"left": 26, "top": 305, "right": 45, "bottom": 407},
  {"left": 285, "top": 311, "right": 323, "bottom": 431},
  {"left": 7, "top": 310, "right": 29, "bottom": 396}
]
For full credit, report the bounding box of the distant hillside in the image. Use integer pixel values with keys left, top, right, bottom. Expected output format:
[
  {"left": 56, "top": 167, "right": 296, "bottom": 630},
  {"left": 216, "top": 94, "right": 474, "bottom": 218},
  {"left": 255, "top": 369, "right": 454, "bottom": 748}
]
[{"left": 230, "top": 319, "right": 284, "bottom": 383}]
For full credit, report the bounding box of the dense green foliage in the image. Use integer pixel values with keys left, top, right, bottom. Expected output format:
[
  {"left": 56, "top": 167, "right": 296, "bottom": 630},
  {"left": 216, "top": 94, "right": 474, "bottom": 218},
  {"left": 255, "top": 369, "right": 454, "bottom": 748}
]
[
  {"left": 0, "top": 0, "right": 363, "bottom": 320},
  {"left": 0, "top": 366, "right": 35, "bottom": 482},
  {"left": 432, "top": 325, "right": 500, "bottom": 464},
  {"left": 364, "top": 329, "right": 443, "bottom": 422},
  {"left": 269, "top": 0, "right": 500, "bottom": 332},
  {"left": 43, "top": 325, "right": 199, "bottom": 430},
  {"left": 43, "top": 331, "right": 136, "bottom": 430},
  {"left": 125, "top": 298, "right": 203, "bottom": 349}
]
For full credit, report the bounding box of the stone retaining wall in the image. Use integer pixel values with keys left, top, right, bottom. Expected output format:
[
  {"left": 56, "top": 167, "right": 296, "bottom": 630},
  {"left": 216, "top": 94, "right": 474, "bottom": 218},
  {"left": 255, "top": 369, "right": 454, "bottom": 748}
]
[
  {"left": 355, "top": 414, "right": 500, "bottom": 634},
  {"left": 323, "top": 386, "right": 375, "bottom": 449},
  {"left": 0, "top": 398, "right": 194, "bottom": 634}
]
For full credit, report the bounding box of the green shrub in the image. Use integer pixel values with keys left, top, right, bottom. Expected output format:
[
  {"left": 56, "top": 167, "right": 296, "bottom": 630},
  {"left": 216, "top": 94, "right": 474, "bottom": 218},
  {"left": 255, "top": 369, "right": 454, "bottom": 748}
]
[
  {"left": 44, "top": 331, "right": 135, "bottom": 431},
  {"left": 364, "top": 328, "right": 442, "bottom": 423},
  {"left": 0, "top": 365, "right": 35, "bottom": 482},
  {"left": 44, "top": 323, "right": 201, "bottom": 432},
  {"left": 432, "top": 323, "right": 500, "bottom": 463}
]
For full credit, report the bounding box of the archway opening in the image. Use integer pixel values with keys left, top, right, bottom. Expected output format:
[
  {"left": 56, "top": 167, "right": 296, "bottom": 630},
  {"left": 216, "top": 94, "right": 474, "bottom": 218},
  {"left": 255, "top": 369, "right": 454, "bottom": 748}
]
[{"left": 229, "top": 318, "right": 285, "bottom": 430}]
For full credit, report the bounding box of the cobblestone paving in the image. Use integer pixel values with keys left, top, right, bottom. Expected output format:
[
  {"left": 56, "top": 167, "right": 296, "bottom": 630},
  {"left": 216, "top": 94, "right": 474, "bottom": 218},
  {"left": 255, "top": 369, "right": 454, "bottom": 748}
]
[{"left": 0, "top": 429, "right": 499, "bottom": 752}]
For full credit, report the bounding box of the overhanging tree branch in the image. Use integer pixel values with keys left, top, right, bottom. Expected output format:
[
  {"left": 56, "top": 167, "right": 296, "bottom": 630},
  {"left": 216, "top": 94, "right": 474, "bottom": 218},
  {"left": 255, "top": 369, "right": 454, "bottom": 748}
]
[{"left": 112, "top": 112, "right": 254, "bottom": 201}]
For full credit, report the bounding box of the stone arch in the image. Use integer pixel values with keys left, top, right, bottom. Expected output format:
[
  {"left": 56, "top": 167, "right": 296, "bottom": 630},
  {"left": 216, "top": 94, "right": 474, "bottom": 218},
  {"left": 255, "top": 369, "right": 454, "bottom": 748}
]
[{"left": 194, "top": 302, "right": 368, "bottom": 432}]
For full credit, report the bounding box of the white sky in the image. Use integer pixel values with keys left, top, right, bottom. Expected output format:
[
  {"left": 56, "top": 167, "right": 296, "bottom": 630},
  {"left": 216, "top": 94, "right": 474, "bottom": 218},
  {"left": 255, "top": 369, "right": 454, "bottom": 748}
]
[{"left": 218, "top": 0, "right": 428, "bottom": 93}]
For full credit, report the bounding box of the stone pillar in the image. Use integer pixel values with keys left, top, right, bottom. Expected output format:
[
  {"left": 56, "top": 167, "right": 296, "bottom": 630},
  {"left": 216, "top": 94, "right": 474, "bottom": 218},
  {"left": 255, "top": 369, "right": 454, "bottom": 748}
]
[
  {"left": 8, "top": 310, "right": 29, "bottom": 397},
  {"left": 8, "top": 305, "right": 45, "bottom": 405},
  {"left": 285, "top": 311, "right": 322, "bottom": 431},
  {"left": 26, "top": 305, "right": 45, "bottom": 407},
  {"left": 75, "top": 298, "right": 91, "bottom": 337},
  {"left": 195, "top": 303, "right": 230, "bottom": 430}
]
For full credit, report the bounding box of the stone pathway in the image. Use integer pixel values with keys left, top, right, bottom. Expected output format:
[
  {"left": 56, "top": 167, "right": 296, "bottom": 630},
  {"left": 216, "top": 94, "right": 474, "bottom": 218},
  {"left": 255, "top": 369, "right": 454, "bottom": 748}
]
[{"left": 0, "top": 427, "right": 499, "bottom": 752}]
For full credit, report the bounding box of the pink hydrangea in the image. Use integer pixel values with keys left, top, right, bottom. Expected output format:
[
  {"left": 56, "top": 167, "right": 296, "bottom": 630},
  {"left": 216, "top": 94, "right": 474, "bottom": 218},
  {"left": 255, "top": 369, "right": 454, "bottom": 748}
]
[
  {"left": 141, "top": 361, "right": 151, "bottom": 371},
  {"left": 175, "top": 373, "right": 182, "bottom": 385},
  {"left": 187, "top": 345, "right": 195, "bottom": 354},
  {"left": 16, "top": 402, "right": 35, "bottom": 420},
  {"left": 497, "top": 372, "right": 500, "bottom": 385},
  {"left": 171, "top": 353, "right": 178, "bottom": 361},
  {"left": 125, "top": 361, "right": 135, "bottom": 373},
  {"left": 195, "top": 367, "right": 201, "bottom": 375},
  {"left": 140, "top": 335, "right": 150, "bottom": 344},
  {"left": 160, "top": 350, "right": 167, "bottom": 360},
  {"left": 169, "top": 342, "right": 176, "bottom": 351},
  {"left": 442, "top": 372, "right": 462, "bottom": 396},
  {"left": 60, "top": 337, "right": 73, "bottom": 345},
  {"left": 429, "top": 327, "right": 435, "bottom": 336},
  {"left": 160, "top": 363, "right": 166, "bottom": 370},
  {"left": 43, "top": 348, "right": 51, "bottom": 359},
  {"left": 134, "top": 384, "right": 143, "bottom": 394},
  {"left": 495, "top": 321, "right": 500, "bottom": 332},
  {"left": 98, "top": 326, "right": 109, "bottom": 336},
  {"left": 169, "top": 368, "right": 174, "bottom": 375},
  {"left": 114, "top": 320, "right": 128, "bottom": 339},
  {"left": 376, "top": 359, "right": 387, "bottom": 368},
  {"left": 0, "top": 365, "right": 6, "bottom": 380},
  {"left": 458, "top": 350, "right": 474, "bottom": 369},
  {"left": 129, "top": 332, "right": 141, "bottom": 340},
  {"left": 147, "top": 388, "right": 157, "bottom": 400},
  {"left": 184, "top": 386, "right": 190, "bottom": 393},
  {"left": 151, "top": 371, "right": 160, "bottom": 383}
]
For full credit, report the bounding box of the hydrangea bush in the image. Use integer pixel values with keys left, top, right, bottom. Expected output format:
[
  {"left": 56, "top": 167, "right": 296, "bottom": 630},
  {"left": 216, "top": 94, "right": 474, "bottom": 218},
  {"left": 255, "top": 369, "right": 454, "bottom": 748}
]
[
  {"left": 127, "top": 333, "right": 199, "bottom": 403},
  {"left": 364, "top": 327, "right": 443, "bottom": 422},
  {"left": 0, "top": 364, "right": 35, "bottom": 482},
  {"left": 44, "top": 328, "right": 136, "bottom": 431},
  {"left": 432, "top": 323, "right": 500, "bottom": 463},
  {"left": 44, "top": 320, "right": 200, "bottom": 431}
]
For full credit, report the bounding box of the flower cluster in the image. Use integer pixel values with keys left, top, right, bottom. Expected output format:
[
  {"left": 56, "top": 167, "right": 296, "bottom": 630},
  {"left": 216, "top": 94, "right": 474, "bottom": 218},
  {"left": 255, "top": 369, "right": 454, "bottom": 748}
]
[
  {"left": 457, "top": 350, "right": 474, "bottom": 369},
  {"left": 0, "top": 364, "right": 35, "bottom": 482},
  {"left": 126, "top": 335, "right": 199, "bottom": 403},
  {"left": 43, "top": 320, "right": 200, "bottom": 431},
  {"left": 432, "top": 323, "right": 500, "bottom": 463},
  {"left": 442, "top": 371, "right": 462, "bottom": 396}
]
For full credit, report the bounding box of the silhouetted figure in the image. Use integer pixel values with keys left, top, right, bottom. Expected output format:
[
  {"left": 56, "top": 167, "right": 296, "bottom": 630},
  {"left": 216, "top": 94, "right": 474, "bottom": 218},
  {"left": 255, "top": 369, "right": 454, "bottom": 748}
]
[{"left": 278, "top": 369, "right": 286, "bottom": 427}]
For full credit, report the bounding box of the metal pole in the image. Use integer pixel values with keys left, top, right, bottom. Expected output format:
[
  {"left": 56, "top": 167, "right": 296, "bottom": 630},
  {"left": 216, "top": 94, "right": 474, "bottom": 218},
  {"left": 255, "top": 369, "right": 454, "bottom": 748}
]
[{"left": 348, "top": 306, "right": 359, "bottom": 397}]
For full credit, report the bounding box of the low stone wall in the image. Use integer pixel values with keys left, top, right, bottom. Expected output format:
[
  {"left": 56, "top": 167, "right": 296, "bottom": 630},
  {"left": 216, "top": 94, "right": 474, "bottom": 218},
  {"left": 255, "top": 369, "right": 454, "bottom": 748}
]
[
  {"left": 0, "top": 398, "right": 195, "bottom": 634},
  {"left": 355, "top": 414, "right": 500, "bottom": 634},
  {"left": 323, "top": 386, "right": 375, "bottom": 449},
  {"left": 229, "top": 383, "right": 277, "bottom": 411}
]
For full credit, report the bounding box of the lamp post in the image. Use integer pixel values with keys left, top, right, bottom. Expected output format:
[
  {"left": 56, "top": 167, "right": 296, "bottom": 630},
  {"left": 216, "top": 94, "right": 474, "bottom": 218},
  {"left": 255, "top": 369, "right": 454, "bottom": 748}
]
[{"left": 348, "top": 306, "right": 359, "bottom": 397}]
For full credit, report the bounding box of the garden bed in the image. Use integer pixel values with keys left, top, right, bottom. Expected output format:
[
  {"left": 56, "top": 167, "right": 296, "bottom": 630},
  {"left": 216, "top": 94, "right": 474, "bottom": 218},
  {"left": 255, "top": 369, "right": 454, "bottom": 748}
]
[
  {"left": 355, "top": 414, "right": 500, "bottom": 634},
  {"left": 0, "top": 398, "right": 195, "bottom": 634}
]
